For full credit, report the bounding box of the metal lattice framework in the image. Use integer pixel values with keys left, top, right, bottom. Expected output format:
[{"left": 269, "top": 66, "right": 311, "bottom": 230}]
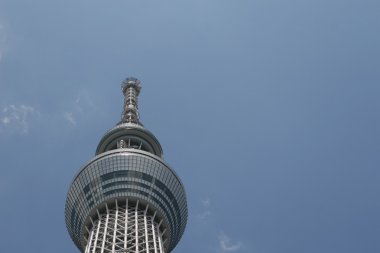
[{"left": 85, "top": 199, "right": 165, "bottom": 253}]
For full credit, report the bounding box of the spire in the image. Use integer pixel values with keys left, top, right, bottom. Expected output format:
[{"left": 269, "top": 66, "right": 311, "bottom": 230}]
[{"left": 120, "top": 77, "right": 142, "bottom": 125}]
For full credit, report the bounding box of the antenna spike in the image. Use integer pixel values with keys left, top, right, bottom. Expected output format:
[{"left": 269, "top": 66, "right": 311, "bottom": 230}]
[{"left": 120, "top": 77, "right": 142, "bottom": 125}]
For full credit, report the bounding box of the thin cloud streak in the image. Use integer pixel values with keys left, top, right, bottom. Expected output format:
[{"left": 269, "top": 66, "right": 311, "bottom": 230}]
[
  {"left": 197, "top": 198, "right": 212, "bottom": 220},
  {"left": 198, "top": 210, "right": 211, "bottom": 220}
]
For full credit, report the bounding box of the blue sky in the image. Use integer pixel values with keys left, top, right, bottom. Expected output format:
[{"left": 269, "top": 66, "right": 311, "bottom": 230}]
[{"left": 0, "top": 0, "right": 379, "bottom": 252}]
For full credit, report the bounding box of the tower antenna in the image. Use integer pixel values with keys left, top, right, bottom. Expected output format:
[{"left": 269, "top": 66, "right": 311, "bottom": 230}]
[{"left": 120, "top": 77, "right": 142, "bottom": 125}]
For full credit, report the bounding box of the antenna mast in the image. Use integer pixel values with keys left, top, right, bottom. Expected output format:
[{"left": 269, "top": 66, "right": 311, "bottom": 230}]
[{"left": 120, "top": 77, "right": 142, "bottom": 125}]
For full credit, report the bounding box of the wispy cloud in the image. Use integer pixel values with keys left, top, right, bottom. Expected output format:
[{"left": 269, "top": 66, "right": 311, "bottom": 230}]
[
  {"left": 63, "top": 90, "right": 96, "bottom": 126},
  {"left": 218, "top": 232, "right": 242, "bottom": 252},
  {"left": 64, "top": 112, "right": 76, "bottom": 126},
  {"left": 202, "top": 198, "right": 211, "bottom": 207},
  {"left": 0, "top": 104, "right": 40, "bottom": 134},
  {"left": 198, "top": 198, "right": 212, "bottom": 220}
]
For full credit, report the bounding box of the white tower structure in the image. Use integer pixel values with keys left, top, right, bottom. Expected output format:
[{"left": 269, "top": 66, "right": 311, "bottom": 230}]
[{"left": 65, "top": 78, "right": 187, "bottom": 253}]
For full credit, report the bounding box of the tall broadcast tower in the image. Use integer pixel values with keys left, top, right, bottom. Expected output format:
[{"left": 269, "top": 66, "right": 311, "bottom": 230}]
[{"left": 65, "top": 77, "right": 187, "bottom": 253}]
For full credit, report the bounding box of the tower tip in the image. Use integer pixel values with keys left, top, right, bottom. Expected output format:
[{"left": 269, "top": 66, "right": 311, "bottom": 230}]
[{"left": 122, "top": 77, "right": 141, "bottom": 94}]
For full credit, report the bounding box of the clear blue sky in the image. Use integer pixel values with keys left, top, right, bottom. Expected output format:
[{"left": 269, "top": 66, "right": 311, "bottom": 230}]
[{"left": 0, "top": 1, "right": 379, "bottom": 252}]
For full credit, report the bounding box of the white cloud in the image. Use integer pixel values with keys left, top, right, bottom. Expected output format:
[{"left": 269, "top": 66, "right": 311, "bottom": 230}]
[
  {"left": 64, "top": 112, "right": 77, "bottom": 126},
  {"left": 0, "top": 104, "right": 39, "bottom": 134},
  {"left": 218, "top": 232, "right": 242, "bottom": 252}
]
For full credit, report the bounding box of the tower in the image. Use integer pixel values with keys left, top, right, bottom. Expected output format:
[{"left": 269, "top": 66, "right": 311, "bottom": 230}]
[{"left": 65, "top": 77, "right": 187, "bottom": 253}]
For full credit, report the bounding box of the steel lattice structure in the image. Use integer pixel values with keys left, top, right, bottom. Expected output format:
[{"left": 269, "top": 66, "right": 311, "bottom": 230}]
[
  {"left": 85, "top": 199, "right": 165, "bottom": 253},
  {"left": 65, "top": 78, "right": 187, "bottom": 253}
]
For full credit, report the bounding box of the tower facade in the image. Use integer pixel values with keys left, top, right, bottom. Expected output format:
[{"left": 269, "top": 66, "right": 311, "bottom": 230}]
[{"left": 65, "top": 77, "right": 187, "bottom": 253}]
